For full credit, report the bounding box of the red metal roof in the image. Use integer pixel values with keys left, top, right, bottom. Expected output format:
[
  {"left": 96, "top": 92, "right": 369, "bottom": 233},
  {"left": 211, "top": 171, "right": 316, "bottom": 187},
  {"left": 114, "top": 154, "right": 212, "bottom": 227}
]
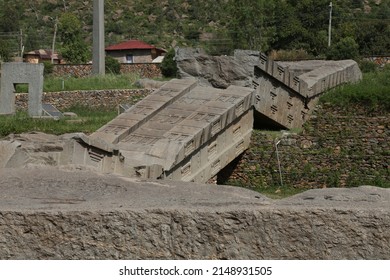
[{"left": 105, "top": 40, "right": 156, "bottom": 51}]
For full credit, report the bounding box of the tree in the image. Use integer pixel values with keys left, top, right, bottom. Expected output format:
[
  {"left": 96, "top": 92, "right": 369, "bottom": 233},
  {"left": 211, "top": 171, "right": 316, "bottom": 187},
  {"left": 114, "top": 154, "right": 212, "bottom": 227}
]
[
  {"left": 225, "top": 0, "right": 275, "bottom": 52},
  {"left": 58, "top": 13, "right": 89, "bottom": 63},
  {"left": 326, "top": 37, "right": 359, "bottom": 60},
  {"left": 160, "top": 48, "right": 178, "bottom": 78},
  {"left": 0, "top": 40, "right": 12, "bottom": 62}
]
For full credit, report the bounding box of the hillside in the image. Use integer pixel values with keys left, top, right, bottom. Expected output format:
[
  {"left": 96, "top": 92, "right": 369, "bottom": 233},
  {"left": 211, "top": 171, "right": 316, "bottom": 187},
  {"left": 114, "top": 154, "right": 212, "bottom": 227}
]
[{"left": 0, "top": 0, "right": 389, "bottom": 60}]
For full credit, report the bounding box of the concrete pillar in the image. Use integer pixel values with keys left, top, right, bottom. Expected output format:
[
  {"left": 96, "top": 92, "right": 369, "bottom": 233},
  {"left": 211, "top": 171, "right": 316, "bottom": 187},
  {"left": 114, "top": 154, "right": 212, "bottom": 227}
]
[
  {"left": 0, "top": 63, "right": 44, "bottom": 117},
  {"left": 92, "top": 0, "right": 105, "bottom": 75}
]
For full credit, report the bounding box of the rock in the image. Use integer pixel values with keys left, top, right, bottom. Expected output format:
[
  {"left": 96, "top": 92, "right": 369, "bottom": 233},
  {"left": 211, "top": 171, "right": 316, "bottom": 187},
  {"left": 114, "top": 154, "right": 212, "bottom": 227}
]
[
  {"left": 63, "top": 112, "right": 78, "bottom": 118},
  {"left": 0, "top": 132, "right": 66, "bottom": 168},
  {"left": 0, "top": 168, "right": 389, "bottom": 260},
  {"left": 175, "top": 47, "right": 259, "bottom": 88},
  {"left": 134, "top": 78, "right": 167, "bottom": 89}
]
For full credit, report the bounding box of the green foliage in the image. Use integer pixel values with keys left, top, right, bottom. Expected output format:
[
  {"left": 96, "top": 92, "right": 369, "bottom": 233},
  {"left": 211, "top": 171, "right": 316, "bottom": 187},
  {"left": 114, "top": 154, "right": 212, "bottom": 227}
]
[
  {"left": 0, "top": 0, "right": 389, "bottom": 61},
  {"left": 320, "top": 67, "right": 390, "bottom": 111},
  {"left": 0, "top": 40, "right": 12, "bottom": 62},
  {"left": 326, "top": 37, "right": 360, "bottom": 60},
  {"left": 0, "top": 107, "right": 117, "bottom": 137},
  {"left": 43, "top": 61, "right": 54, "bottom": 76},
  {"left": 15, "top": 74, "right": 140, "bottom": 93},
  {"left": 0, "top": 1, "right": 20, "bottom": 32},
  {"left": 358, "top": 60, "right": 379, "bottom": 73},
  {"left": 58, "top": 13, "right": 90, "bottom": 63},
  {"left": 105, "top": 56, "right": 121, "bottom": 75},
  {"left": 160, "top": 48, "right": 178, "bottom": 78}
]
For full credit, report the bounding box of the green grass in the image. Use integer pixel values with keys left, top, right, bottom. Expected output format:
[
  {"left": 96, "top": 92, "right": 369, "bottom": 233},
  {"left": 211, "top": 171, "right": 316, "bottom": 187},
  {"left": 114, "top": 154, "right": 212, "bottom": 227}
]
[
  {"left": 16, "top": 73, "right": 141, "bottom": 93},
  {"left": 320, "top": 67, "right": 390, "bottom": 111},
  {"left": 0, "top": 106, "right": 117, "bottom": 137}
]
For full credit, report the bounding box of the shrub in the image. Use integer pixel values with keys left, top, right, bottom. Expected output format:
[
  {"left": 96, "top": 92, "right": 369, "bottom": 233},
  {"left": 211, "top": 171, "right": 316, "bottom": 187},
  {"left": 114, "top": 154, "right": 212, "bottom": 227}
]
[
  {"left": 160, "top": 48, "right": 178, "bottom": 78},
  {"left": 43, "top": 61, "right": 54, "bottom": 76},
  {"left": 105, "top": 56, "right": 121, "bottom": 74},
  {"left": 358, "top": 60, "right": 378, "bottom": 73},
  {"left": 326, "top": 37, "right": 359, "bottom": 60}
]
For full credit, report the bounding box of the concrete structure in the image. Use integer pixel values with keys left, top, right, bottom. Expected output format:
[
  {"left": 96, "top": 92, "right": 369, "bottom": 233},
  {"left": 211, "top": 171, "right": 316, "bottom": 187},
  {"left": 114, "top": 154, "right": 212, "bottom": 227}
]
[
  {"left": 92, "top": 0, "right": 105, "bottom": 75},
  {"left": 70, "top": 78, "right": 254, "bottom": 183},
  {"left": 0, "top": 62, "right": 44, "bottom": 117},
  {"left": 253, "top": 54, "right": 362, "bottom": 129}
]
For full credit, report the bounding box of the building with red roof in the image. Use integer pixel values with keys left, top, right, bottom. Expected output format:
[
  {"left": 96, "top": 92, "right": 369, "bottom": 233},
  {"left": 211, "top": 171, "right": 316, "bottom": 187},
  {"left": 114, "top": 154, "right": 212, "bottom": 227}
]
[
  {"left": 105, "top": 39, "right": 166, "bottom": 63},
  {"left": 23, "top": 49, "right": 63, "bottom": 64}
]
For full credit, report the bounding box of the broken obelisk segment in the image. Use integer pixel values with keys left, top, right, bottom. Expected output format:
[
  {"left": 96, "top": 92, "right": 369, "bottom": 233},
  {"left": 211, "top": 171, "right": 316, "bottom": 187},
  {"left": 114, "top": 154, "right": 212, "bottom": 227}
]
[
  {"left": 74, "top": 78, "right": 255, "bottom": 183},
  {"left": 253, "top": 54, "right": 362, "bottom": 129}
]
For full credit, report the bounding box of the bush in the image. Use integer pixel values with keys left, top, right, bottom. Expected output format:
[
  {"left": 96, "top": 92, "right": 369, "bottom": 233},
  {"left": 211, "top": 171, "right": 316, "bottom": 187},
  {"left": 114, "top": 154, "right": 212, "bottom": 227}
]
[
  {"left": 0, "top": 40, "right": 11, "bottom": 62},
  {"left": 160, "top": 48, "right": 178, "bottom": 78},
  {"left": 43, "top": 61, "right": 54, "bottom": 76},
  {"left": 358, "top": 60, "right": 378, "bottom": 73},
  {"left": 105, "top": 56, "right": 121, "bottom": 74},
  {"left": 326, "top": 37, "right": 359, "bottom": 60}
]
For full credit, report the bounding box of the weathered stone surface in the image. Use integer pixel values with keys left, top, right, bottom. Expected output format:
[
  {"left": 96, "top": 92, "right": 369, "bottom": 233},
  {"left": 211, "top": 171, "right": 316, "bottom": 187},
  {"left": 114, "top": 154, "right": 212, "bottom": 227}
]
[
  {"left": 253, "top": 56, "right": 362, "bottom": 129},
  {"left": 0, "top": 167, "right": 388, "bottom": 260},
  {"left": 134, "top": 78, "right": 166, "bottom": 89},
  {"left": 74, "top": 78, "right": 255, "bottom": 183},
  {"left": 0, "top": 132, "right": 78, "bottom": 168},
  {"left": 175, "top": 48, "right": 257, "bottom": 88},
  {"left": 175, "top": 48, "right": 362, "bottom": 129}
]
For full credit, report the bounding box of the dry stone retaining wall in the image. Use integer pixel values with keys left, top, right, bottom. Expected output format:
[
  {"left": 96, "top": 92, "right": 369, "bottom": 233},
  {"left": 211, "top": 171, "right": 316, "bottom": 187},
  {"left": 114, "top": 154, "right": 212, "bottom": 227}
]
[
  {"left": 220, "top": 104, "right": 390, "bottom": 189},
  {"left": 15, "top": 89, "right": 152, "bottom": 111},
  {"left": 52, "top": 63, "right": 162, "bottom": 78}
]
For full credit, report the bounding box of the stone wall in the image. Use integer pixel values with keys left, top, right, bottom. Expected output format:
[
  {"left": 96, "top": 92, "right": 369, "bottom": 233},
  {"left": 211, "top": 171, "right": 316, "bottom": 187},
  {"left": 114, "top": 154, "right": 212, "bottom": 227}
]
[
  {"left": 52, "top": 63, "right": 162, "bottom": 78},
  {"left": 220, "top": 104, "right": 390, "bottom": 189},
  {"left": 15, "top": 89, "right": 152, "bottom": 111}
]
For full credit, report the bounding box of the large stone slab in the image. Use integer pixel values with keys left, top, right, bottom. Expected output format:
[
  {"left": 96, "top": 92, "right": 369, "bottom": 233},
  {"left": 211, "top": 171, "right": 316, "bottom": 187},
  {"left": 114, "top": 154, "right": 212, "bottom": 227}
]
[
  {"left": 74, "top": 79, "right": 255, "bottom": 183},
  {"left": 253, "top": 55, "right": 362, "bottom": 129},
  {"left": 0, "top": 167, "right": 388, "bottom": 259},
  {"left": 175, "top": 48, "right": 362, "bottom": 129}
]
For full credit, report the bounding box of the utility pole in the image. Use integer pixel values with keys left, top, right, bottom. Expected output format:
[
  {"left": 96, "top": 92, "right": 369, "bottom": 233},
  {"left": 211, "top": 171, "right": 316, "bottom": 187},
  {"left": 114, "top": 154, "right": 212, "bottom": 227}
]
[
  {"left": 328, "top": 2, "right": 333, "bottom": 47},
  {"left": 20, "top": 29, "right": 24, "bottom": 59},
  {"left": 51, "top": 17, "right": 58, "bottom": 64},
  {"left": 92, "top": 0, "right": 105, "bottom": 75}
]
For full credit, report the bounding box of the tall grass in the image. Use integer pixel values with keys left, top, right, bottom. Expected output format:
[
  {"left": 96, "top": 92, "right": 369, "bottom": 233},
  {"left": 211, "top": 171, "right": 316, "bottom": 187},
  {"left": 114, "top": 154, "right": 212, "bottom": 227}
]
[
  {"left": 320, "top": 67, "right": 390, "bottom": 111},
  {"left": 0, "top": 106, "right": 117, "bottom": 137},
  {"left": 16, "top": 73, "right": 141, "bottom": 93}
]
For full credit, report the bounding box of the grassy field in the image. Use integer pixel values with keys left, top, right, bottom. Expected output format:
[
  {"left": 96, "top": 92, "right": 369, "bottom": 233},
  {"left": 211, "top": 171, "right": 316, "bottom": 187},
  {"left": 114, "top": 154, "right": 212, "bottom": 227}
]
[
  {"left": 320, "top": 66, "right": 390, "bottom": 111},
  {"left": 0, "top": 106, "right": 117, "bottom": 137},
  {"left": 15, "top": 73, "right": 141, "bottom": 93}
]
